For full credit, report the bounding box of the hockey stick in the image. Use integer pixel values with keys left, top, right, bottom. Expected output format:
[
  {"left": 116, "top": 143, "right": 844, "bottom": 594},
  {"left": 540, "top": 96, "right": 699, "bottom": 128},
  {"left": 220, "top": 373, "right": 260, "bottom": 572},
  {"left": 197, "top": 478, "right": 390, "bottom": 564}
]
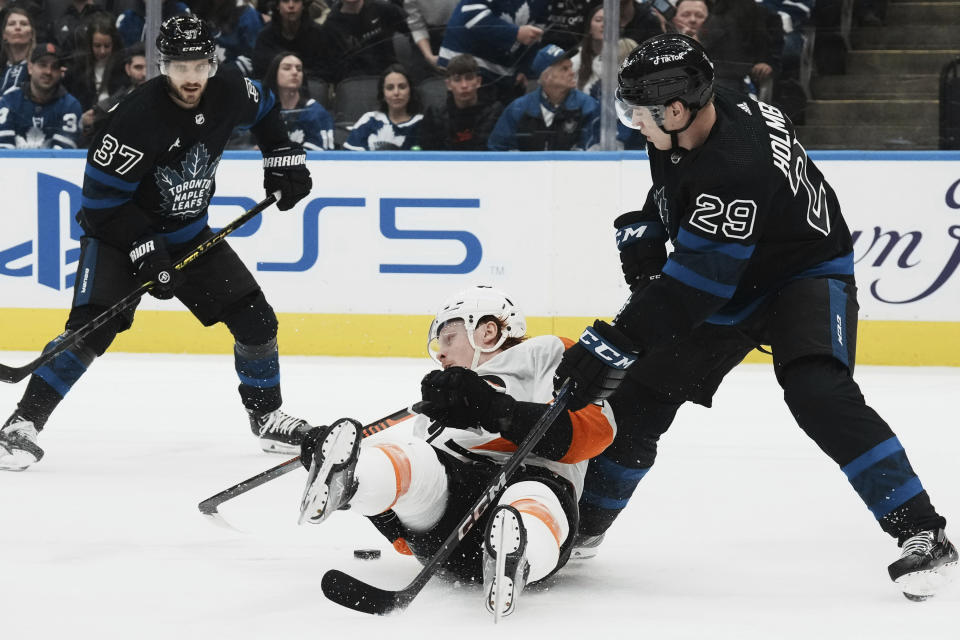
[
  {"left": 320, "top": 380, "right": 574, "bottom": 615},
  {"left": 0, "top": 192, "right": 280, "bottom": 384},
  {"left": 198, "top": 404, "right": 420, "bottom": 527}
]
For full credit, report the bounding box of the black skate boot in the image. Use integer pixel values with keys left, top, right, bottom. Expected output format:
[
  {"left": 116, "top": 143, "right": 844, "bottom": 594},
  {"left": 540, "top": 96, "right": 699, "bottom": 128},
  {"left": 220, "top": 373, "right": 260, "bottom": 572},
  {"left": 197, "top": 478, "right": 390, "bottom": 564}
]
[
  {"left": 570, "top": 532, "right": 605, "bottom": 560},
  {"left": 298, "top": 418, "right": 362, "bottom": 525},
  {"left": 483, "top": 504, "right": 530, "bottom": 621},
  {"left": 249, "top": 408, "right": 312, "bottom": 454},
  {"left": 0, "top": 413, "right": 44, "bottom": 472},
  {"left": 888, "top": 528, "right": 958, "bottom": 601}
]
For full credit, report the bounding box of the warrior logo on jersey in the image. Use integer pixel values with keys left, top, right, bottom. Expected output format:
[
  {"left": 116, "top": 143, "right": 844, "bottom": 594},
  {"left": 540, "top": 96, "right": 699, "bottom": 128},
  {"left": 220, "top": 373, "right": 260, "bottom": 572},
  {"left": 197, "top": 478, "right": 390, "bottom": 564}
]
[{"left": 154, "top": 142, "right": 220, "bottom": 219}]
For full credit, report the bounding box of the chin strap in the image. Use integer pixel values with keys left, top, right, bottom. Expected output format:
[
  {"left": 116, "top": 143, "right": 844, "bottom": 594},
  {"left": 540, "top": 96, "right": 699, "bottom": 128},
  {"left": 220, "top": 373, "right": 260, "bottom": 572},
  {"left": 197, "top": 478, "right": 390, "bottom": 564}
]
[{"left": 658, "top": 104, "right": 700, "bottom": 152}]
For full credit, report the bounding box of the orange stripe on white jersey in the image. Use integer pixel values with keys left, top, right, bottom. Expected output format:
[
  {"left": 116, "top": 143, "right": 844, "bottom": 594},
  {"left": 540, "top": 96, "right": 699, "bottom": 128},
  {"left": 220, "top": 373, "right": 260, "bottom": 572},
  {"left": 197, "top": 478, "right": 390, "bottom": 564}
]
[
  {"left": 374, "top": 443, "right": 412, "bottom": 510},
  {"left": 471, "top": 436, "right": 518, "bottom": 453},
  {"left": 510, "top": 498, "right": 564, "bottom": 546},
  {"left": 559, "top": 402, "right": 615, "bottom": 464}
]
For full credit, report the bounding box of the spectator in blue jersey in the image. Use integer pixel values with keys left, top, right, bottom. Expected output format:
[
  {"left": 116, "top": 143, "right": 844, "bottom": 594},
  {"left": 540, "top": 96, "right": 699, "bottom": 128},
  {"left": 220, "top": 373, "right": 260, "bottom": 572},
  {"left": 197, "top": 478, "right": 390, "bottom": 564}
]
[
  {"left": 63, "top": 13, "right": 126, "bottom": 110},
  {"left": 487, "top": 43, "right": 599, "bottom": 151},
  {"left": 252, "top": 0, "right": 324, "bottom": 82},
  {"left": 264, "top": 51, "right": 334, "bottom": 150},
  {"left": 438, "top": 0, "right": 550, "bottom": 104},
  {"left": 192, "top": 0, "right": 263, "bottom": 76},
  {"left": 317, "top": 0, "right": 408, "bottom": 83},
  {"left": 344, "top": 63, "right": 424, "bottom": 151},
  {"left": 116, "top": 1, "right": 191, "bottom": 48},
  {"left": 0, "top": 41, "right": 82, "bottom": 148},
  {"left": 419, "top": 53, "right": 502, "bottom": 151},
  {"left": 0, "top": 7, "right": 34, "bottom": 94}
]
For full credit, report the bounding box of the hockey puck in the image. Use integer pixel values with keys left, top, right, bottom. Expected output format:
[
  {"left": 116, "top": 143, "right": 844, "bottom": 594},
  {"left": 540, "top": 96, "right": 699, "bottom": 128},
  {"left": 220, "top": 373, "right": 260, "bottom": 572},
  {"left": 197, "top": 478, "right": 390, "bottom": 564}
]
[{"left": 353, "top": 548, "right": 381, "bottom": 560}]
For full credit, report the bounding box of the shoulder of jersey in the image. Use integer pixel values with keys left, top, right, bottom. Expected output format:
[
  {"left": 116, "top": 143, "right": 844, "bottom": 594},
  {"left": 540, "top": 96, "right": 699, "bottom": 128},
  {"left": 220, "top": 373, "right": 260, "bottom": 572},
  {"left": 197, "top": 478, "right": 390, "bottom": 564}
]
[{"left": 108, "top": 77, "right": 164, "bottom": 118}]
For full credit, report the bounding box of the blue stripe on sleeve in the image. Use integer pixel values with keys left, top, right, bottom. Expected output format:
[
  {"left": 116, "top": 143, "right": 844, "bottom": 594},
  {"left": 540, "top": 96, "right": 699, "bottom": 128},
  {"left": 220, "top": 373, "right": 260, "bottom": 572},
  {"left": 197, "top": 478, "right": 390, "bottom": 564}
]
[
  {"left": 663, "top": 259, "right": 737, "bottom": 298},
  {"left": 676, "top": 228, "right": 756, "bottom": 259},
  {"left": 81, "top": 195, "right": 131, "bottom": 209},
  {"left": 84, "top": 165, "right": 140, "bottom": 192}
]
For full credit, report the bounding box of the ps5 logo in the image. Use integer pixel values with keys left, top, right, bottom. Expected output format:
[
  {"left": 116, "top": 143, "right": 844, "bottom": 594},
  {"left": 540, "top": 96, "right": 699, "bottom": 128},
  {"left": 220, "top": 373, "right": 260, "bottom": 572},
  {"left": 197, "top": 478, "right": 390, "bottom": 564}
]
[{"left": 0, "top": 179, "right": 485, "bottom": 291}]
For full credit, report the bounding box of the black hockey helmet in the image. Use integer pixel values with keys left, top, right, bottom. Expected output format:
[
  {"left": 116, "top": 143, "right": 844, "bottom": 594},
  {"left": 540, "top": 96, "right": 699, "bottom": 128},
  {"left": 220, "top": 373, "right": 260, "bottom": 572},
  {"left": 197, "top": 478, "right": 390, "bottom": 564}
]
[
  {"left": 156, "top": 14, "right": 216, "bottom": 61},
  {"left": 616, "top": 34, "right": 714, "bottom": 132}
]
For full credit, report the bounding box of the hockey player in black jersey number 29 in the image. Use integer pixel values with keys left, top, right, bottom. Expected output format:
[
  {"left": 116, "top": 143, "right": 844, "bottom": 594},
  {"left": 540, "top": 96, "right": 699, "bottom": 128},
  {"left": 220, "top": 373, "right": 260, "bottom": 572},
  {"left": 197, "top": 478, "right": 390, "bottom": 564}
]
[
  {"left": 0, "top": 15, "right": 314, "bottom": 471},
  {"left": 555, "top": 35, "right": 958, "bottom": 600}
]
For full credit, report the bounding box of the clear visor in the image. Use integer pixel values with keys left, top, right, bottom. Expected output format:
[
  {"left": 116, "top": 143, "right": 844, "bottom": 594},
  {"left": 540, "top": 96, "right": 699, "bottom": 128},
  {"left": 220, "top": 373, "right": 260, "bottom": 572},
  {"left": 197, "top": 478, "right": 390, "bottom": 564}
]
[
  {"left": 426, "top": 318, "right": 465, "bottom": 365},
  {"left": 160, "top": 57, "right": 218, "bottom": 80},
  {"left": 615, "top": 89, "right": 665, "bottom": 131}
]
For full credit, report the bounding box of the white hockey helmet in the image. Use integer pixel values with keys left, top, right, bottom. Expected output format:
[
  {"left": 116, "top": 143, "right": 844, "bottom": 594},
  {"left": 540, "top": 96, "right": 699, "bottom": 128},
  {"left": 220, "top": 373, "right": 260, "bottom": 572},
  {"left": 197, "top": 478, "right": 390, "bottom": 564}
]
[{"left": 427, "top": 285, "right": 526, "bottom": 366}]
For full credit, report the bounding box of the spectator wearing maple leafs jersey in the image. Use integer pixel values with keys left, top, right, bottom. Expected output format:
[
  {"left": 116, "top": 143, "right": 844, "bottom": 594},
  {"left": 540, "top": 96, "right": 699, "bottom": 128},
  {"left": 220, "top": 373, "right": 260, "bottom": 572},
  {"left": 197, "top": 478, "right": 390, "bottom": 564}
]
[
  {"left": 263, "top": 52, "right": 334, "bottom": 150},
  {"left": 344, "top": 63, "right": 424, "bottom": 151},
  {"left": 0, "top": 42, "right": 82, "bottom": 149},
  {"left": 438, "top": 0, "right": 551, "bottom": 103}
]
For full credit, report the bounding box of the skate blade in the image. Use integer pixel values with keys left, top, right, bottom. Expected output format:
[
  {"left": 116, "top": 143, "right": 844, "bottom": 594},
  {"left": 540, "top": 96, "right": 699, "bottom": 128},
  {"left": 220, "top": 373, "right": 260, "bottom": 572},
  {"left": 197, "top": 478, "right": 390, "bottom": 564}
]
[
  {"left": 297, "top": 426, "right": 357, "bottom": 525},
  {"left": 259, "top": 439, "right": 299, "bottom": 455},
  {"left": 570, "top": 546, "right": 600, "bottom": 560},
  {"left": 0, "top": 447, "right": 39, "bottom": 472},
  {"left": 487, "top": 508, "right": 523, "bottom": 621},
  {"left": 895, "top": 561, "right": 958, "bottom": 601}
]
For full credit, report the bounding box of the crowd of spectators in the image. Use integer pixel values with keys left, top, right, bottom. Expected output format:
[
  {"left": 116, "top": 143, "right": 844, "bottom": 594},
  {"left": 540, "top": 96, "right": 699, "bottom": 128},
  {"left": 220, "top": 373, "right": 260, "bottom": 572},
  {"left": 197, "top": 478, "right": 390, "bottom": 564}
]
[{"left": 0, "top": 0, "right": 824, "bottom": 151}]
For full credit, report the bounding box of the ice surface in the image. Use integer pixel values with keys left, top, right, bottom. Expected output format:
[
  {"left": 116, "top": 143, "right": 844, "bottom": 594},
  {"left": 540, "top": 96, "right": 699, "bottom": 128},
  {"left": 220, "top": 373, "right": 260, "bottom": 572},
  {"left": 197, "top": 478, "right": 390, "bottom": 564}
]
[{"left": 1, "top": 353, "right": 957, "bottom": 638}]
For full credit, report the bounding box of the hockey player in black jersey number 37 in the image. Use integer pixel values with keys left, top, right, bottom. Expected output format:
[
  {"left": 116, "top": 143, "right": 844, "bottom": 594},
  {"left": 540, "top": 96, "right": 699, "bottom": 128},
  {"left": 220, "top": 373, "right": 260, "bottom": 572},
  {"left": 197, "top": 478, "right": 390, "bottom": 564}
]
[
  {"left": 0, "top": 16, "right": 314, "bottom": 471},
  {"left": 555, "top": 35, "right": 958, "bottom": 601}
]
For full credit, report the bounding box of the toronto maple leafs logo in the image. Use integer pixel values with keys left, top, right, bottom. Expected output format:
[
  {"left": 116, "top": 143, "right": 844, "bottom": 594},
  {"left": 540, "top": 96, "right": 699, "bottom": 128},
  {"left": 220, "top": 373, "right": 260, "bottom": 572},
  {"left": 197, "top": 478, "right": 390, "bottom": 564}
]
[
  {"left": 367, "top": 124, "right": 406, "bottom": 151},
  {"left": 154, "top": 143, "right": 220, "bottom": 219},
  {"left": 500, "top": 1, "right": 531, "bottom": 25}
]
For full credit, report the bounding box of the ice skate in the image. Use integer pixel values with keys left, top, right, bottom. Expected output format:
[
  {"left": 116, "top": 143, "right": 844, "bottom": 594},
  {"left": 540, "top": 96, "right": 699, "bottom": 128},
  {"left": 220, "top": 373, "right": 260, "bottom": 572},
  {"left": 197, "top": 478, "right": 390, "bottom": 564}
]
[
  {"left": 249, "top": 408, "right": 312, "bottom": 455},
  {"left": 483, "top": 504, "right": 529, "bottom": 621},
  {"left": 570, "top": 532, "right": 605, "bottom": 560},
  {"left": 0, "top": 413, "right": 44, "bottom": 472},
  {"left": 888, "top": 528, "right": 958, "bottom": 601},
  {"left": 298, "top": 418, "right": 362, "bottom": 525}
]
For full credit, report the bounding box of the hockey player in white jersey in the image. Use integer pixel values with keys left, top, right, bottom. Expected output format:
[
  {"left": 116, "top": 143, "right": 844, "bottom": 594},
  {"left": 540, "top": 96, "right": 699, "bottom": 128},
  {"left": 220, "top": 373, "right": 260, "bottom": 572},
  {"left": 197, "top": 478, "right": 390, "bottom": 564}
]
[{"left": 298, "top": 285, "right": 616, "bottom": 617}]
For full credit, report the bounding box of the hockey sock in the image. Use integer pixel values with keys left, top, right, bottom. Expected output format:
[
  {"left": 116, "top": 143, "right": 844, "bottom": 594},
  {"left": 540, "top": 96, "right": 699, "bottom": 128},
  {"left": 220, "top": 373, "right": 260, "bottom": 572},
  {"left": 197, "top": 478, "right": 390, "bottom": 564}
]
[
  {"left": 234, "top": 338, "right": 281, "bottom": 414},
  {"left": 782, "top": 357, "right": 947, "bottom": 539},
  {"left": 352, "top": 439, "right": 448, "bottom": 531},
  {"left": 22, "top": 341, "right": 98, "bottom": 429},
  {"left": 500, "top": 481, "right": 568, "bottom": 582},
  {"left": 578, "top": 454, "right": 651, "bottom": 536}
]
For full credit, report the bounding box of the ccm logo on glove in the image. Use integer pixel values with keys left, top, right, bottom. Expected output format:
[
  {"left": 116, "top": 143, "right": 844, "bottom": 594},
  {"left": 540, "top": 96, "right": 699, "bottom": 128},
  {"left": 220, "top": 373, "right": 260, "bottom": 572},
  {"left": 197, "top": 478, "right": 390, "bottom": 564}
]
[{"left": 579, "top": 326, "right": 637, "bottom": 369}]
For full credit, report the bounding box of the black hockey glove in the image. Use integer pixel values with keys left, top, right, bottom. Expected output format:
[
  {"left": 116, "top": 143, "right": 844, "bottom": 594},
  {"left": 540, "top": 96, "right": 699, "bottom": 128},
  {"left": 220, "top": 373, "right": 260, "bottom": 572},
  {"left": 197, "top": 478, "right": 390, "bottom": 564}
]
[
  {"left": 553, "top": 320, "right": 639, "bottom": 411},
  {"left": 419, "top": 367, "right": 515, "bottom": 433},
  {"left": 263, "top": 144, "right": 312, "bottom": 211},
  {"left": 614, "top": 210, "right": 667, "bottom": 293},
  {"left": 129, "top": 235, "right": 184, "bottom": 300}
]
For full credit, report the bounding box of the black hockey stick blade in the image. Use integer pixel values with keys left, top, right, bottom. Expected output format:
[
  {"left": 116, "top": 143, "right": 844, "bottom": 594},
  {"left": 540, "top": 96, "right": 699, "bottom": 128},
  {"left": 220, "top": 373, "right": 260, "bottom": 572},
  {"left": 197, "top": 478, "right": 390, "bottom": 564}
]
[
  {"left": 321, "top": 382, "right": 574, "bottom": 615},
  {"left": 198, "top": 405, "right": 419, "bottom": 524},
  {"left": 321, "top": 569, "right": 420, "bottom": 615},
  {"left": 0, "top": 193, "right": 279, "bottom": 385}
]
